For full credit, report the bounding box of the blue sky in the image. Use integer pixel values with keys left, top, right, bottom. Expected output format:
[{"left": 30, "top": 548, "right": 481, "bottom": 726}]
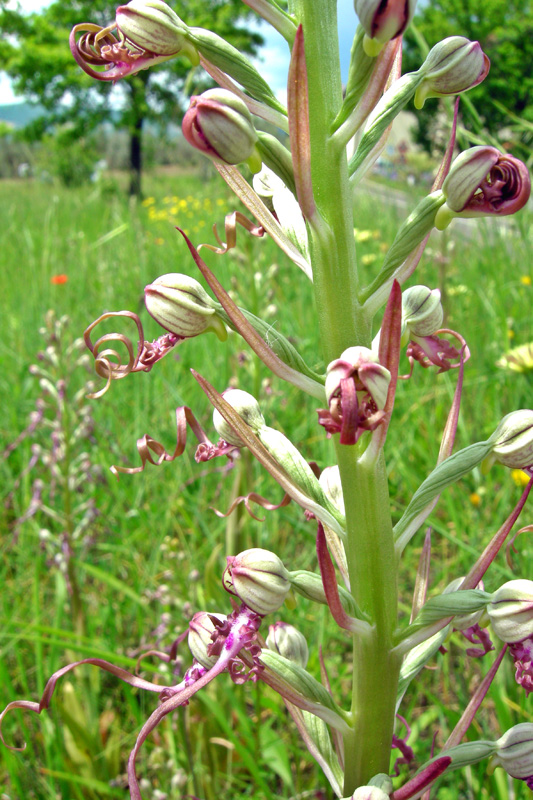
[{"left": 0, "top": 0, "right": 359, "bottom": 105}]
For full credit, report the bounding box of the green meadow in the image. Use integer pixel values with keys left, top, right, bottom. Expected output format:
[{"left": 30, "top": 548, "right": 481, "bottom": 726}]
[{"left": 1, "top": 167, "right": 533, "bottom": 799}]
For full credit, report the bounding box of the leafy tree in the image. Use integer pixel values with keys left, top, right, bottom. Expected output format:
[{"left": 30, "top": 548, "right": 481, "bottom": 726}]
[
  {"left": 0, "top": 1, "right": 263, "bottom": 194},
  {"left": 404, "top": 0, "right": 533, "bottom": 161}
]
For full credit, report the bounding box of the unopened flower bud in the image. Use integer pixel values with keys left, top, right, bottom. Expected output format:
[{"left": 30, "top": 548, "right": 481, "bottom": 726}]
[
  {"left": 493, "top": 723, "right": 533, "bottom": 786},
  {"left": 354, "top": 0, "right": 417, "bottom": 55},
  {"left": 212, "top": 389, "right": 266, "bottom": 447},
  {"left": 415, "top": 36, "right": 489, "bottom": 109},
  {"left": 436, "top": 148, "right": 531, "bottom": 230},
  {"left": 488, "top": 580, "right": 533, "bottom": 644},
  {"left": 401, "top": 285, "right": 443, "bottom": 341},
  {"left": 318, "top": 466, "right": 345, "bottom": 516},
  {"left": 350, "top": 786, "right": 390, "bottom": 800},
  {"left": 188, "top": 611, "right": 226, "bottom": 669},
  {"left": 266, "top": 622, "right": 309, "bottom": 668},
  {"left": 116, "top": 0, "right": 193, "bottom": 56},
  {"left": 490, "top": 410, "right": 533, "bottom": 469},
  {"left": 182, "top": 88, "right": 260, "bottom": 170},
  {"left": 224, "top": 548, "right": 290, "bottom": 616},
  {"left": 145, "top": 273, "right": 227, "bottom": 340}
]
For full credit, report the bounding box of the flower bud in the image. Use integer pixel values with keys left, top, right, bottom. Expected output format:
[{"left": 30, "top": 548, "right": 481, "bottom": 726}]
[
  {"left": 415, "top": 36, "right": 489, "bottom": 109},
  {"left": 188, "top": 611, "right": 226, "bottom": 669},
  {"left": 350, "top": 787, "right": 390, "bottom": 800},
  {"left": 266, "top": 622, "right": 309, "bottom": 668},
  {"left": 212, "top": 389, "right": 266, "bottom": 447},
  {"left": 224, "top": 548, "right": 291, "bottom": 616},
  {"left": 488, "top": 580, "right": 533, "bottom": 644},
  {"left": 354, "top": 0, "right": 417, "bottom": 55},
  {"left": 490, "top": 410, "right": 533, "bottom": 469},
  {"left": 493, "top": 724, "right": 533, "bottom": 786},
  {"left": 401, "top": 285, "right": 443, "bottom": 341},
  {"left": 144, "top": 273, "right": 227, "bottom": 340},
  {"left": 436, "top": 147, "right": 531, "bottom": 230},
  {"left": 318, "top": 465, "right": 345, "bottom": 516},
  {"left": 116, "top": 0, "right": 191, "bottom": 56},
  {"left": 182, "top": 88, "right": 260, "bottom": 170}
]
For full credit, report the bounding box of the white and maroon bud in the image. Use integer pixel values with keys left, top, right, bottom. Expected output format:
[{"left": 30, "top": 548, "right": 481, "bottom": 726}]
[
  {"left": 116, "top": 0, "right": 192, "bottom": 56},
  {"left": 487, "top": 580, "right": 533, "bottom": 643},
  {"left": 354, "top": 0, "right": 417, "bottom": 55},
  {"left": 490, "top": 410, "right": 533, "bottom": 469},
  {"left": 188, "top": 611, "right": 227, "bottom": 669},
  {"left": 182, "top": 88, "right": 260, "bottom": 170},
  {"left": 436, "top": 147, "right": 531, "bottom": 230},
  {"left": 415, "top": 36, "right": 489, "bottom": 109},
  {"left": 493, "top": 724, "right": 533, "bottom": 788},
  {"left": 145, "top": 273, "right": 227, "bottom": 340},
  {"left": 224, "top": 548, "right": 291, "bottom": 616},
  {"left": 266, "top": 622, "right": 309, "bottom": 668},
  {"left": 401, "top": 285, "right": 443, "bottom": 342},
  {"left": 349, "top": 787, "right": 390, "bottom": 800}
]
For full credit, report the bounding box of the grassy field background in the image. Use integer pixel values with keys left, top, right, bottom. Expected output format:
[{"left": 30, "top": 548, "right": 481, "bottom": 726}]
[{"left": 1, "top": 165, "right": 533, "bottom": 799}]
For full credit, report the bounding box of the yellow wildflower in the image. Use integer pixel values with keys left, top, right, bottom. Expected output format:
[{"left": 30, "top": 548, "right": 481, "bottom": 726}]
[
  {"left": 520, "top": 275, "right": 532, "bottom": 286},
  {"left": 511, "top": 469, "right": 531, "bottom": 487},
  {"left": 497, "top": 342, "right": 533, "bottom": 373}
]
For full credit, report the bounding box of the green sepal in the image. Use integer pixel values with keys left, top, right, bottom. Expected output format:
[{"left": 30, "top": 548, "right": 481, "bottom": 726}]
[
  {"left": 189, "top": 27, "right": 287, "bottom": 115},
  {"left": 396, "top": 627, "right": 450, "bottom": 711},
  {"left": 394, "top": 440, "right": 494, "bottom": 543},
  {"left": 361, "top": 192, "right": 447, "bottom": 305},
  {"left": 216, "top": 305, "right": 324, "bottom": 384},
  {"left": 401, "top": 589, "right": 491, "bottom": 638},
  {"left": 260, "top": 650, "right": 345, "bottom": 718},
  {"left": 331, "top": 26, "right": 376, "bottom": 131},
  {"left": 301, "top": 711, "right": 344, "bottom": 794},
  {"left": 347, "top": 71, "right": 422, "bottom": 178},
  {"left": 289, "top": 569, "right": 363, "bottom": 618},
  {"left": 256, "top": 132, "right": 296, "bottom": 196}
]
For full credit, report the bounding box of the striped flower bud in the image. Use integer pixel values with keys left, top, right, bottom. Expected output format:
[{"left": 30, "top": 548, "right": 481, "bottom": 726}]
[
  {"left": 354, "top": 0, "right": 417, "bottom": 55},
  {"left": 490, "top": 410, "right": 533, "bottom": 469},
  {"left": 116, "top": 0, "right": 191, "bottom": 56},
  {"left": 493, "top": 724, "right": 533, "bottom": 788},
  {"left": 224, "top": 548, "right": 291, "bottom": 616},
  {"left": 145, "top": 273, "right": 227, "bottom": 340},
  {"left": 415, "top": 36, "right": 489, "bottom": 109},
  {"left": 436, "top": 147, "right": 531, "bottom": 230},
  {"left": 183, "top": 89, "right": 260, "bottom": 170},
  {"left": 401, "top": 285, "right": 443, "bottom": 341},
  {"left": 266, "top": 622, "right": 309, "bottom": 668},
  {"left": 487, "top": 580, "right": 533, "bottom": 644},
  {"left": 188, "top": 611, "right": 226, "bottom": 669}
]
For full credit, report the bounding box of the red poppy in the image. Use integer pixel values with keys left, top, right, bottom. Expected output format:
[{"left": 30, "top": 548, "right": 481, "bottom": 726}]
[{"left": 51, "top": 274, "right": 68, "bottom": 285}]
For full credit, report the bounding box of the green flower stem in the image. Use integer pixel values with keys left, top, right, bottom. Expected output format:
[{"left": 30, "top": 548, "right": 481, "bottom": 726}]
[
  {"left": 337, "top": 447, "right": 400, "bottom": 791},
  {"left": 290, "top": 1, "right": 400, "bottom": 791}
]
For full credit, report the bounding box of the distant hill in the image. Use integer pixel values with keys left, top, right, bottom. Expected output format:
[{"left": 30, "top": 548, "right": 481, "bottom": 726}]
[{"left": 0, "top": 102, "right": 46, "bottom": 128}]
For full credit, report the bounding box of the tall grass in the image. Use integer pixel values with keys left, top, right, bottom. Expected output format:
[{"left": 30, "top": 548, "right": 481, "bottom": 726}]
[{"left": 1, "top": 166, "right": 533, "bottom": 798}]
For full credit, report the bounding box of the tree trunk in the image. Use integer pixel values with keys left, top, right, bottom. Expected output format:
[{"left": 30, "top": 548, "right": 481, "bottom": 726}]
[
  {"left": 129, "top": 113, "right": 143, "bottom": 197},
  {"left": 128, "top": 76, "right": 147, "bottom": 197}
]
